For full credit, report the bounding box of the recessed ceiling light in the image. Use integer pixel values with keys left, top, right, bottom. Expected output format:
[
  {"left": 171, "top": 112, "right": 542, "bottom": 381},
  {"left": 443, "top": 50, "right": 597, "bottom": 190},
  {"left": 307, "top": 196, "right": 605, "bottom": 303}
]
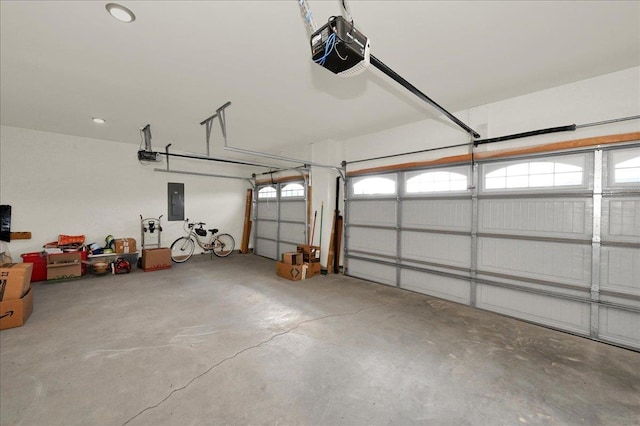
[
  {"left": 105, "top": 3, "right": 136, "bottom": 23},
  {"left": 92, "top": 117, "right": 106, "bottom": 124}
]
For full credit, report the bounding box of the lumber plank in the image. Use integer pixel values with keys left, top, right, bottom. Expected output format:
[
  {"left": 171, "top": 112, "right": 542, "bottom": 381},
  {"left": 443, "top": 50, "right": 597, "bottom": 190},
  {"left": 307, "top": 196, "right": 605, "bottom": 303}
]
[
  {"left": 326, "top": 213, "right": 336, "bottom": 273},
  {"left": 10, "top": 232, "right": 31, "bottom": 240},
  {"left": 240, "top": 189, "right": 252, "bottom": 254}
]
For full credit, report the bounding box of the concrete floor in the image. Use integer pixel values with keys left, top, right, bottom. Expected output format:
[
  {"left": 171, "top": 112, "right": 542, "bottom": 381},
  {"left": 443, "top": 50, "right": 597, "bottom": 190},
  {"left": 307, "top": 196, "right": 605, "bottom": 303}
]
[{"left": 1, "top": 255, "right": 639, "bottom": 426}]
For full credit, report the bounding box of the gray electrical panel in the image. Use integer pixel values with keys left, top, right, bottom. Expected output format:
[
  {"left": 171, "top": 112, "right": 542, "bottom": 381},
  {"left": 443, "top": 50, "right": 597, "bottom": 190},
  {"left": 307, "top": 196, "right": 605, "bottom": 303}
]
[{"left": 168, "top": 182, "right": 184, "bottom": 221}]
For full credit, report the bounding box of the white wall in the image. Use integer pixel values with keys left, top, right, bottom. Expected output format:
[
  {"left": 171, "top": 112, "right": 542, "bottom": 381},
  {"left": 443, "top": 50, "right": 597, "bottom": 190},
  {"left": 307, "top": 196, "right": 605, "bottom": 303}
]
[{"left": 0, "top": 126, "right": 254, "bottom": 258}]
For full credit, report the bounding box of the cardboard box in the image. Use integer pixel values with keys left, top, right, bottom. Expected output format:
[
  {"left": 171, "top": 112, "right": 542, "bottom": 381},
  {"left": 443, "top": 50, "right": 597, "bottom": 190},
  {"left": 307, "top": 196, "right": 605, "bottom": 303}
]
[
  {"left": 115, "top": 238, "right": 137, "bottom": 254},
  {"left": 276, "top": 261, "right": 306, "bottom": 281},
  {"left": 0, "top": 263, "right": 33, "bottom": 301},
  {"left": 46, "top": 252, "right": 82, "bottom": 280},
  {"left": 297, "top": 245, "right": 320, "bottom": 263},
  {"left": 142, "top": 248, "right": 171, "bottom": 272},
  {"left": 282, "top": 252, "right": 303, "bottom": 265},
  {"left": 305, "top": 262, "right": 321, "bottom": 278},
  {"left": 0, "top": 287, "right": 33, "bottom": 330}
]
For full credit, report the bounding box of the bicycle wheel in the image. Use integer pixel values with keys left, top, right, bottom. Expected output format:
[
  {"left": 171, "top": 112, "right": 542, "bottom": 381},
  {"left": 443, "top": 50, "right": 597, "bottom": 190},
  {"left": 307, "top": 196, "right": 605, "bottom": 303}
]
[
  {"left": 212, "top": 234, "right": 235, "bottom": 257},
  {"left": 170, "top": 237, "right": 195, "bottom": 263}
]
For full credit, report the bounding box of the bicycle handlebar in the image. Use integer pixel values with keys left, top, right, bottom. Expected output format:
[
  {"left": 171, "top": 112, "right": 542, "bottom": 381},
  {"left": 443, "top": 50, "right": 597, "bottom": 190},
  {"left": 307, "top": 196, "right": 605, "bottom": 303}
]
[{"left": 185, "top": 219, "right": 207, "bottom": 230}]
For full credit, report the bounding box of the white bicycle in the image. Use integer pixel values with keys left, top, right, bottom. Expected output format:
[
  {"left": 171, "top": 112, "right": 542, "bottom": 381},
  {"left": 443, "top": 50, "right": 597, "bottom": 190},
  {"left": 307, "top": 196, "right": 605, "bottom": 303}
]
[{"left": 170, "top": 219, "right": 235, "bottom": 263}]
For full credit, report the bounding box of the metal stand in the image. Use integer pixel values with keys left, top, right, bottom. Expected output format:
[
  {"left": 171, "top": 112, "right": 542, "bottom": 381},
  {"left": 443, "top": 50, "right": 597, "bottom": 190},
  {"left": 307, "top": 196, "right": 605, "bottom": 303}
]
[{"left": 140, "top": 215, "right": 163, "bottom": 250}]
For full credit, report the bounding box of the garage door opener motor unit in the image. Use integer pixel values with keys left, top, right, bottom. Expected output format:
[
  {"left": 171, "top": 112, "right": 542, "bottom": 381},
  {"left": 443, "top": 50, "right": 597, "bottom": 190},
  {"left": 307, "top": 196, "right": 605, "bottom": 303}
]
[{"left": 311, "top": 16, "right": 370, "bottom": 77}]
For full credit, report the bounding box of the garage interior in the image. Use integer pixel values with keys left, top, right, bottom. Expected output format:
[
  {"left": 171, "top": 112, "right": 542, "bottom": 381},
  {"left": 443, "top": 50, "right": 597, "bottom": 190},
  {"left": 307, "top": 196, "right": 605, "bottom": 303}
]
[{"left": 1, "top": 1, "right": 639, "bottom": 425}]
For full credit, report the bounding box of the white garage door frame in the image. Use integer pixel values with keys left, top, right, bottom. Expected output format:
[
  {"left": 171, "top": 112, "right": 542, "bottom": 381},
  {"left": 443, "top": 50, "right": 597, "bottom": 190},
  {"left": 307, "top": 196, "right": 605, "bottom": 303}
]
[{"left": 344, "top": 141, "right": 640, "bottom": 351}]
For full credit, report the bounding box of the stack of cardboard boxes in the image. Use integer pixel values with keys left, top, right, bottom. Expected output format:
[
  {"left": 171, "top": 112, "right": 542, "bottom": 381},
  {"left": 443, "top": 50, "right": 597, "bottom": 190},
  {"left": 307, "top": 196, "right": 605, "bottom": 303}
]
[
  {"left": 0, "top": 263, "right": 34, "bottom": 330},
  {"left": 276, "top": 245, "right": 321, "bottom": 281},
  {"left": 46, "top": 252, "right": 82, "bottom": 280}
]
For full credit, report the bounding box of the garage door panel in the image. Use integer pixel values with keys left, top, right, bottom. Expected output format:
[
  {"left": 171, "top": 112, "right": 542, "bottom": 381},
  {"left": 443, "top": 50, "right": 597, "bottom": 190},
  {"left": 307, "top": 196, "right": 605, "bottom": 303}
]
[
  {"left": 348, "top": 200, "right": 396, "bottom": 226},
  {"left": 256, "top": 220, "right": 277, "bottom": 239},
  {"left": 478, "top": 237, "right": 591, "bottom": 287},
  {"left": 279, "top": 222, "right": 306, "bottom": 244},
  {"left": 401, "top": 231, "right": 471, "bottom": 268},
  {"left": 600, "top": 246, "right": 640, "bottom": 296},
  {"left": 256, "top": 202, "right": 278, "bottom": 220},
  {"left": 602, "top": 198, "right": 640, "bottom": 242},
  {"left": 476, "top": 274, "right": 590, "bottom": 300},
  {"left": 478, "top": 198, "right": 592, "bottom": 238},
  {"left": 280, "top": 201, "right": 306, "bottom": 222},
  {"left": 347, "top": 227, "right": 396, "bottom": 258},
  {"left": 348, "top": 258, "right": 396, "bottom": 286},
  {"left": 598, "top": 307, "right": 640, "bottom": 349},
  {"left": 402, "top": 199, "right": 471, "bottom": 231},
  {"left": 255, "top": 238, "right": 277, "bottom": 260},
  {"left": 400, "top": 269, "right": 470, "bottom": 304},
  {"left": 476, "top": 283, "right": 591, "bottom": 335}
]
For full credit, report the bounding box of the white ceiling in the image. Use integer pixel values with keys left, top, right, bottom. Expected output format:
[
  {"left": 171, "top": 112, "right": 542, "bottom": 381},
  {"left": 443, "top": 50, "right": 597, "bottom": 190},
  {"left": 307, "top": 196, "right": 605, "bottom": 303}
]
[{"left": 1, "top": 1, "right": 639, "bottom": 159}]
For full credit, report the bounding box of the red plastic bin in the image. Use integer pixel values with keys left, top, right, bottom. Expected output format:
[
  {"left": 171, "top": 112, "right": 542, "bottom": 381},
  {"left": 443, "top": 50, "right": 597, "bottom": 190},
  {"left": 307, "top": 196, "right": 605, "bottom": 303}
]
[{"left": 20, "top": 252, "right": 48, "bottom": 282}]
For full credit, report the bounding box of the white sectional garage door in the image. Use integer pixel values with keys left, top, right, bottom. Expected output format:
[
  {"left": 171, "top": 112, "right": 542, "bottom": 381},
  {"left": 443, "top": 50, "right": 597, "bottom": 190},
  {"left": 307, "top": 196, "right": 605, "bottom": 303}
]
[
  {"left": 254, "top": 180, "right": 308, "bottom": 260},
  {"left": 345, "top": 144, "right": 640, "bottom": 350}
]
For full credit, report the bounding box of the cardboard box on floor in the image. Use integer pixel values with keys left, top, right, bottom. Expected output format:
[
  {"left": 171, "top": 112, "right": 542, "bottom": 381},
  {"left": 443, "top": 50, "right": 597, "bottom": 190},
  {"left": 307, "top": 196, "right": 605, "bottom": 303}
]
[
  {"left": 0, "top": 263, "right": 33, "bottom": 301},
  {"left": 276, "top": 261, "right": 320, "bottom": 281},
  {"left": 0, "top": 263, "right": 34, "bottom": 331},
  {"left": 297, "top": 245, "right": 320, "bottom": 263},
  {"left": 282, "top": 252, "right": 303, "bottom": 265},
  {"left": 276, "top": 261, "right": 305, "bottom": 281},
  {"left": 0, "top": 287, "right": 33, "bottom": 330},
  {"left": 46, "top": 252, "right": 81, "bottom": 280},
  {"left": 142, "top": 248, "right": 171, "bottom": 272},
  {"left": 306, "top": 262, "right": 321, "bottom": 278}
]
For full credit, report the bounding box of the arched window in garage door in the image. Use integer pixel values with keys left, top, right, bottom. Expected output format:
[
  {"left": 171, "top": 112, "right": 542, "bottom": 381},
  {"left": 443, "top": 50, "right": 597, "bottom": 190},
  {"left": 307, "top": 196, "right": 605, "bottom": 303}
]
[{"left": 257, "top": 186, "right": 277, "bottom": 199}]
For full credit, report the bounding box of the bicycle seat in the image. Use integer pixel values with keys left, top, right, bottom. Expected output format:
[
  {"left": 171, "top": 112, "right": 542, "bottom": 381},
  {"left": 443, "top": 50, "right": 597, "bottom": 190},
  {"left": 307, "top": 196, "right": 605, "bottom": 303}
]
[{"left": 208, "top": 228, "right": 219, "bottom": 234}]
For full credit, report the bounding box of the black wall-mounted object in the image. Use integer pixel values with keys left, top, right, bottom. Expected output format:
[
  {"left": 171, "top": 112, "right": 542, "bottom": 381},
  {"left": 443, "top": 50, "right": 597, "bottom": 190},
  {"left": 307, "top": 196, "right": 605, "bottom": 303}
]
[
  {"left": 168, "top": 183, "right": 184, "bottom": 222},
  {"left": 0, "top": 205, "right": 11, "bottom": 242}
]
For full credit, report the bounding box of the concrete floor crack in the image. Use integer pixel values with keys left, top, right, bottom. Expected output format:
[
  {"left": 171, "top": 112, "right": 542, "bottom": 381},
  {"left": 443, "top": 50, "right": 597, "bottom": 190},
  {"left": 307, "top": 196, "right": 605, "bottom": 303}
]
[{"left": 120, "top": 303, "right": 387, "bottom": 425}]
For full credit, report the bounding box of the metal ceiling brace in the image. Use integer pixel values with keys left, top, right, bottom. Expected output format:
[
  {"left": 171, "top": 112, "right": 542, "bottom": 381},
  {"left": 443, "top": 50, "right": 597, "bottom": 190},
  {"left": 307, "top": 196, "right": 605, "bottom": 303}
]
[
  {"left": 200, "top": 101, "right": 232, "bottom": 157},
  {"left": 138, "top": 122, "right": 284, "bottom": 169},
  {"left": 202, "top": 101, "right": 344, "bottom": 171}
]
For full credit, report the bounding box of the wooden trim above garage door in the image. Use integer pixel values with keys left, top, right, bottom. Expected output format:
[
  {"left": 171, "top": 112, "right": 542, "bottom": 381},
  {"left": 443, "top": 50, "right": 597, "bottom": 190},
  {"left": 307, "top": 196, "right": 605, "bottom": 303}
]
[{"left": 348, "top": 132, "right": 640, "bottom": 176}]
